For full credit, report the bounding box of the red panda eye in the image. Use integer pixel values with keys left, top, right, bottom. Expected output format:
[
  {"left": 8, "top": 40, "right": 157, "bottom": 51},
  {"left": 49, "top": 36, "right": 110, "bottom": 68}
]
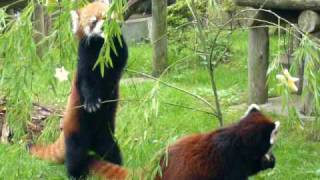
[{"left": 92, "top": 20, "right": 98, "bottom": 27}]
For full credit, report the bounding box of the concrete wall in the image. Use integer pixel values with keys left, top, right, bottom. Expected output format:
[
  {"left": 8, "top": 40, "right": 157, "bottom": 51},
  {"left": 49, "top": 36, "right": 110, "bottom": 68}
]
[{"left": 122, "top": 17, "right": 152, "bottom": 43}]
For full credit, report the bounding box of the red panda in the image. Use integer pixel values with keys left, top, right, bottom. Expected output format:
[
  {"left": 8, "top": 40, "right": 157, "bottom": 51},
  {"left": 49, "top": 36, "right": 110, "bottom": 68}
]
[
  {"left": 155, "top": 104, "right": 280, "bottom": 180},
  {"left": 28, "top": 2, "right": 128, "bottom": 180}
]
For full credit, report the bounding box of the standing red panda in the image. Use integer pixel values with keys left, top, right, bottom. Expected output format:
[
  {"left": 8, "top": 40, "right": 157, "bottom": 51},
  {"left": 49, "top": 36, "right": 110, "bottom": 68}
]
[
  {"left": 155, "top": 104, "right": 280, "bottom": 180},
  {"left": 28, "top": 2, "right": 128, "bottom": 180}
]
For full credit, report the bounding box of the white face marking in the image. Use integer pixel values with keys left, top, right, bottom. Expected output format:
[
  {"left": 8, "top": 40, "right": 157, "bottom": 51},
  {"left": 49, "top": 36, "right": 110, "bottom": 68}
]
[
  {"left": 84, "top": 25, "right": 90, "bottom": 36},
  {"left": 90, "top": 16, "right": 97, "bottom": 23},
  {"left": 70, "top": 11, "right": 79, "bottom": 34},
  {"left": 270, "top": 121, "right": 280, "bottom": 144},
  {"left": 243, "top": 104, "right": 260, "bottom": 117},
  {"left": 84, "top": 19, "right": 105, "bottom": 38}
]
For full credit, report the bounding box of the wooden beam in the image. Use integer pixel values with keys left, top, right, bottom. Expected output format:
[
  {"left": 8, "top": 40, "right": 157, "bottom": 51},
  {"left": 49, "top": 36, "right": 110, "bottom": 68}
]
[
  {"left": 234, "top": 0, "right": 320, "bottom": 10},
  {"left": 248, "top": 26, "right": 269, "bottom": 104},
  {"left": 240, "top": 8, "right": 300, "bottom": 27},
  {"left": 0, "top": 0, "right": 28, "bottom": 9}
]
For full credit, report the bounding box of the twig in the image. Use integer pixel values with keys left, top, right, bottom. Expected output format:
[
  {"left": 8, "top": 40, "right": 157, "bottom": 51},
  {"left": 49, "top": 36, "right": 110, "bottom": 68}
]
[
  {"left": 187, "top": 0, "right": 223, "bottom": 126},
  {"left": 72, "top": 98, "right": 218, "bottom": 117},
  {"left": 126, "top": 69, "right": 218, "bottom": 115}
]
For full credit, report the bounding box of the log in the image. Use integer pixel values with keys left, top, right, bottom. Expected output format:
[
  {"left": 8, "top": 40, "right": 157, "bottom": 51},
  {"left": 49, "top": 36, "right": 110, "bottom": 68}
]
[
  {"left": 234, "top": 0, "right": 320, "bottom": 11},
  {"left": 248, "top": 26, "right": 269, "bottom": 104},
  {"left": 240, "top": 8, "right": 300, "bottom": 27},
  {"left": 125, "top": 0, "right": 175, "bottom": 20},
  {"left": 298, "top": 10, "right": 320, "bottom": 33},
  {"left": 0, "top": 0, "right": 28, "bottom": 9},
  {"left": 151, "top": 0, "right": 167, "bottom": 77}
]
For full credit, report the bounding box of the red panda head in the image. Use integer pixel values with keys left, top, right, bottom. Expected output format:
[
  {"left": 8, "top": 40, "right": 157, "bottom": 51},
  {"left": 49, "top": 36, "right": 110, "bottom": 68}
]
[
  {"left": 237, "top": 104, "right": 280, "bottom": 160},
  {"left": 70, "top": 2, "right": 109, "bottom": 39}
]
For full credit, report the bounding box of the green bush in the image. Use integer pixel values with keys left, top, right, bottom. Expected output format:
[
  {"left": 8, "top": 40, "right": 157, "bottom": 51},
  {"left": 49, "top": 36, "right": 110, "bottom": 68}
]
[{"left": 167, "top": 0, "right": 207, "bottom": 28}]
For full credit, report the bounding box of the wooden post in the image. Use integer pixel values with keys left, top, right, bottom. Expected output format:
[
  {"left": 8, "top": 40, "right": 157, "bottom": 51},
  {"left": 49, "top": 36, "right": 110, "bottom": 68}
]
[
  {"left": 289, "top": 28, "right": 303, "bottom": 95},
  {"left": 300, "top": 42, "right": 319, "bottom": 115},
  {"left": 248, "top": 26, "right": 269, "bottom": 104},
  {"left": 33, "top": 3, "right": 45, "bottom": 58},
  {"left": 151, "top": 0, "right": 168, "bottom": 77},
  {"left": 300, "top": 91, "right": 314, "bottom": 115},
  {"left": 44, "top": 6, "right": 51, "bottom": 36}
]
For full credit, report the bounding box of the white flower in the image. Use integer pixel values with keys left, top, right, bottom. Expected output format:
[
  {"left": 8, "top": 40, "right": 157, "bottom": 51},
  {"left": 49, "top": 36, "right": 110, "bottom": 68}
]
[
  {"left": 54, "top": 67, "right": 69, "bottom": 82},
  {"left": 276, "top": 69, "right": 299, "bottom": 92}
]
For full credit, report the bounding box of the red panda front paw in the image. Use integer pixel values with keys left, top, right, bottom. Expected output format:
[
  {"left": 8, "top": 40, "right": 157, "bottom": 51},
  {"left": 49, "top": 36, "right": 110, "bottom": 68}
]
[
  {"left": 261, "top": 153, "right": 276, "bottom": 170},
  {"left": 84, "top": 98, "right": 102, "bottom": 113}
]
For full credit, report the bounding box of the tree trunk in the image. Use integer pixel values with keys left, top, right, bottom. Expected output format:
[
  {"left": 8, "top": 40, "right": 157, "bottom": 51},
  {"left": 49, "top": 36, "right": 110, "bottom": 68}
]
[
  {"left": 248, "top": 26, "right": 269, "bottom": 104},
  {"left": 151, "top": 0, "right": 167, "bottom": 77},
  {"left": 234, "top": 0, "right": 320, "bottom": 10}
]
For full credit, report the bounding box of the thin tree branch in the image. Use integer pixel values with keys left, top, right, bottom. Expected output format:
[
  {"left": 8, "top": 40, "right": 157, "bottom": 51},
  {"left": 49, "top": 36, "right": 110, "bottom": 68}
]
[
  {"left": 187, "top": 0, "right": 223, "bottom": 126},
  {"left": 126, "top": 69, "right": 218, "bottom": 116}
]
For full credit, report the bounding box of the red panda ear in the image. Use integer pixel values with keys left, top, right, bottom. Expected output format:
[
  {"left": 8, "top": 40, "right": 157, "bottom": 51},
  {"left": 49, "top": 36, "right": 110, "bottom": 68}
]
[
  {"left": 70, "top": 10, "right": 80, "bottom": 34},
  {"left": 97, "top": 0, "right": 111, "bottom": 4},
  {"left": 243, "top": 104, "right": 260, "bottom": 117}
]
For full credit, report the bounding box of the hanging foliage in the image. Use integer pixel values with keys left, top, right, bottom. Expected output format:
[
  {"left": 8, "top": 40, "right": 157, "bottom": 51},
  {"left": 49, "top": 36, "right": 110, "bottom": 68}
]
[{"left": 0, "top": 0, "right": 125, "bottom": 139}]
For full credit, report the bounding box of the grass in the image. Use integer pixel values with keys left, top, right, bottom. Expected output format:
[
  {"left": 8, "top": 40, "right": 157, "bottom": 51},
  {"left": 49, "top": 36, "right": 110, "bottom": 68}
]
[{"left": 0, "top": 30, "right": 320, "bottom": 180}]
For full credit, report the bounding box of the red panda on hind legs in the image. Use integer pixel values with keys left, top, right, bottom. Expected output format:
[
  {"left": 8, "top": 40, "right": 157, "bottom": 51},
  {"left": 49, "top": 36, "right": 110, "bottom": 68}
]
[
  {"left": 156, "top": 104, "right": 280, "bottom": 180},
  {"left": 28, "top": 1, "right": 128, "bottom": 180}
]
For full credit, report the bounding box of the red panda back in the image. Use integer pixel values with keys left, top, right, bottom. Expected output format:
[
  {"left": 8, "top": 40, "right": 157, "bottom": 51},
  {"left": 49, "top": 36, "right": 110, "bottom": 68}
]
[{"left": 156, "top": 106, "right": 279, "bottom": 180}]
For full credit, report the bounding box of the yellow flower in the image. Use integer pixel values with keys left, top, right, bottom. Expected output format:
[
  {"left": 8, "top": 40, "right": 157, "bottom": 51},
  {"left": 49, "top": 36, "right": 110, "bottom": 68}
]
[
  {"left": 54, "top": 67, "right": 69, "bottom": 82},
  {"left": 276, "top": 69, "right": 299, "bottom": 92}
]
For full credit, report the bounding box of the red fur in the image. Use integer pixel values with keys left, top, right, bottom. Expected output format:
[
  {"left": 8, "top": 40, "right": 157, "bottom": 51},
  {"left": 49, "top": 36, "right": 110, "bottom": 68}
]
[{"left": 156, "top": 110, "right": 277, "bottom": 180}]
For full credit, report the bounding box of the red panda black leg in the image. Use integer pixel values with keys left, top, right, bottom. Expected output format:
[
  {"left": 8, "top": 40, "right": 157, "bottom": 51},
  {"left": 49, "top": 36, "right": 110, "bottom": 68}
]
[
  {"left": 93, "top": 130, "right": 123, "bottom": 165},
  {"left": 65, "top": 133, "right": 91, "bottom": 179},
  {"left": 260, "top": 152, "right": 276, "bottom": 170},
  {"left": 249, "top": 150, "right": 276, "bottom": 176}
]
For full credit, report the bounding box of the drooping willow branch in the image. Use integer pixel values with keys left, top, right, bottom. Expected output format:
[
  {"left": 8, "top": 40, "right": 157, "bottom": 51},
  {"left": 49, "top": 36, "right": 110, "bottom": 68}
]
[{"left": 125, "top": 69, "right": 220, "bottom": 118}]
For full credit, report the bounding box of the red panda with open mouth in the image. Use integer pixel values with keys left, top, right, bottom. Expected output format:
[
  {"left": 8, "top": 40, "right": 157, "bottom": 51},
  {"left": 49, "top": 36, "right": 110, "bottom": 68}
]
[
  {"left": 155, "top": 104, "right": 280, "bottom": 180},
  {"left": 28, "top": 1, "right": 128, "bottom": 180}
]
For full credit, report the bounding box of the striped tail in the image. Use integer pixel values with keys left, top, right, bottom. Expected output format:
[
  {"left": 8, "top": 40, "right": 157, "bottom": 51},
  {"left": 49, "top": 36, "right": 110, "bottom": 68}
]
[
  {"left": 90, "top": 160, "right": 129, "bottom": 180},
  {"left": 28, "top": 133, "right": 65, "bottom": 163}
]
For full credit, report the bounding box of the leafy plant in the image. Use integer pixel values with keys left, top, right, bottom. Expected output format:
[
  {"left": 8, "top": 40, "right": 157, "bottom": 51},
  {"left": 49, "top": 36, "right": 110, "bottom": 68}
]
[
  {"left": 95, "top": 0, "right": 127, "bottom": 77},
  {"left": 0, "top": 0, "right": 125, "bottom": 139},
  {"left": 167, "top": 0, "right": 207, "bottom": 27}
]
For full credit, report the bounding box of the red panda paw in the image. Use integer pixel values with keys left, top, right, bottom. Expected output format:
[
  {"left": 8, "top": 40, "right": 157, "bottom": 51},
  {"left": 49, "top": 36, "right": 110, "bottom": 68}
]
[
  {"left": 261, "top": 152, "right": 276, "bottom": 170},
  {"left": 84, "top": 97, "right": 102, "bottom": 113},
  {"left": 26, "top": 142, "right": 34, "bottom": 152}
]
